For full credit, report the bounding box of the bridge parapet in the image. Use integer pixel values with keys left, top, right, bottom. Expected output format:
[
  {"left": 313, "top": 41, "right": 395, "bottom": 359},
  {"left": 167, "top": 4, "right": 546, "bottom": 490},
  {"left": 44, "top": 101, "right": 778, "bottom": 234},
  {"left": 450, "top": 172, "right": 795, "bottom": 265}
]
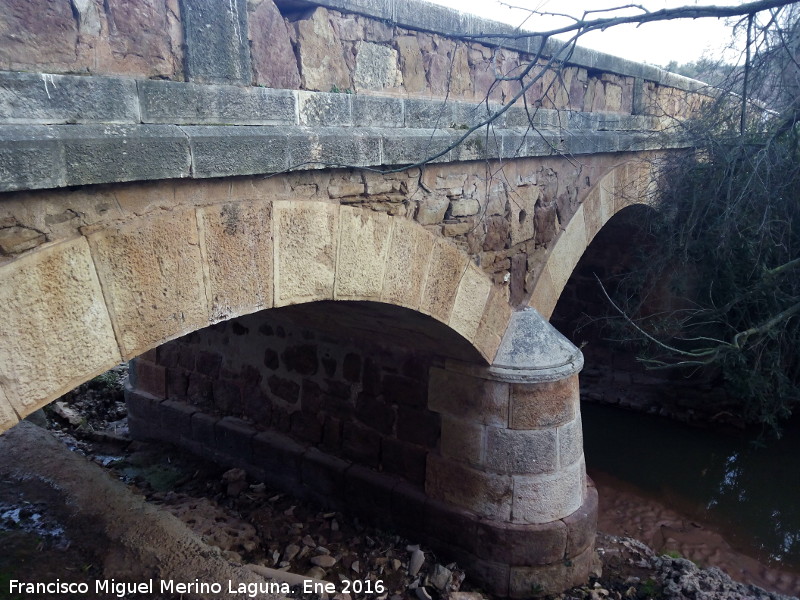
[{"left": 0, "top": 0, "right": 707, "bottom": 194}]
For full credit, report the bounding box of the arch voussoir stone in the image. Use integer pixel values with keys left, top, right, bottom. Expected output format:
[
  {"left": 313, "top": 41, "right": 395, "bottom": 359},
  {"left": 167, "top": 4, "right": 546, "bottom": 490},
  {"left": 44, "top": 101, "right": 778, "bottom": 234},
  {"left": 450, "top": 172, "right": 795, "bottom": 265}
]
[{"left": 0, "top": 236, "right": 121, "bottom": 421}]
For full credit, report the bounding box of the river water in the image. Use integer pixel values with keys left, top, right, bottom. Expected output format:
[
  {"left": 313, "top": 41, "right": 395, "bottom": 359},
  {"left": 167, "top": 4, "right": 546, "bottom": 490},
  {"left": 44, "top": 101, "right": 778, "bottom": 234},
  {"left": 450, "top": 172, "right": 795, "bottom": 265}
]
[{"left": 583, "top": 402, "right": 800, "bottom": 595}]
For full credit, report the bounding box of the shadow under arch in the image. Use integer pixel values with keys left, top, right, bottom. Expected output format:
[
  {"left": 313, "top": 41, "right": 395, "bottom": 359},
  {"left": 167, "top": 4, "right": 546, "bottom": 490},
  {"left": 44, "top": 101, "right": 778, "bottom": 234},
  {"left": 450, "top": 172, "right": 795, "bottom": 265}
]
[{"left": 0, "top": 200, "right": 510, "bottom": 433}]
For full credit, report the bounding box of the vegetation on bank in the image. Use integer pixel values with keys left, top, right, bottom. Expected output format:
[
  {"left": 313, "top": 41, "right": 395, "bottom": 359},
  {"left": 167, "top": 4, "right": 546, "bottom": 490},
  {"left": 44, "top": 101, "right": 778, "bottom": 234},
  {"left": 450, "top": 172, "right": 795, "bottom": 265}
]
[{"left": 606, "top": 7, "right": 800, "bottom": 434}]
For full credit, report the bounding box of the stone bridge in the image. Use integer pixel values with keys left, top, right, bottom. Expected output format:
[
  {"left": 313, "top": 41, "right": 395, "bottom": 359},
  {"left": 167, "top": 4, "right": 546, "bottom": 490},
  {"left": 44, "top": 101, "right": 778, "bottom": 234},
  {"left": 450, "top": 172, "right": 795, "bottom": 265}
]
[{"left": 0, "top": 0, "right": 708, "bottom": 595}]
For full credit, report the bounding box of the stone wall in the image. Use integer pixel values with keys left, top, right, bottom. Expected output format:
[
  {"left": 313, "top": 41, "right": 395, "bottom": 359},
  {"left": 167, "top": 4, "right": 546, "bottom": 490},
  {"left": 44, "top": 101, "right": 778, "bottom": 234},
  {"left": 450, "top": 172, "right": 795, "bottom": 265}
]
[
  {"left": 0, "top": 0, "right": 707, "bottom": 119},
  {"left": 0, "top": 153, "right": 647, "bottom": 310},
  {"left": 129, "top": 306, "right": 439, "bottom": 487}
]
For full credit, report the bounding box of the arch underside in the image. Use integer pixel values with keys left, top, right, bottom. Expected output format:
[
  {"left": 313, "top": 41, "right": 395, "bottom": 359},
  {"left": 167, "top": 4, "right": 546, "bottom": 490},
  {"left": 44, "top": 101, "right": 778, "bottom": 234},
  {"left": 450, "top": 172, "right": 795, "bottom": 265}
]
[{"left": 0, "top": 200, "right": 510, "bottom": 433}]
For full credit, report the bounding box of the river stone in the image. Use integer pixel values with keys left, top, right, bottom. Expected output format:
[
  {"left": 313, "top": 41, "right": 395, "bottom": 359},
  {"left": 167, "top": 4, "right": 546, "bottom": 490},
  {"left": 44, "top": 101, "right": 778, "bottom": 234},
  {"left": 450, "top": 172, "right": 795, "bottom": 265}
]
[
  {"left": 409, "top": 548, "right": 425, "bottom": 576},
  {"left": 310, "top": 554, "right": 337, "bottom": 568}
]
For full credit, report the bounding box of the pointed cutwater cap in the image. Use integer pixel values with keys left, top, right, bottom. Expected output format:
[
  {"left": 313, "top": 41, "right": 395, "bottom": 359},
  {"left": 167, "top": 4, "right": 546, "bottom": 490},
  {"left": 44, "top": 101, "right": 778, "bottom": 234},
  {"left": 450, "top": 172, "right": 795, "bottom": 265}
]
[{"left": 488, "top": 307, "right": 583, "bottom": 383}]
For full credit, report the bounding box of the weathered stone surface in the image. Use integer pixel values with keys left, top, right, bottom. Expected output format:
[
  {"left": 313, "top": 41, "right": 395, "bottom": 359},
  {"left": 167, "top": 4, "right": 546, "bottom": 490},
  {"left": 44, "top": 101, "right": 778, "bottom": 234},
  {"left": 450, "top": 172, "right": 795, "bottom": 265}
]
[
  {"left": 381, "top": 218, "right": 435, "bottom": 310},
  {"left": 474, "top": 286, "right": 513, "bottom": 363},
  {"left": 0, "top": 125, "right": 65, "bottom": 191},
  {"left": 450, "top": 263, "right": 492, "bottom": 343},
  {"left": 510, "top": 375, "right": 579, "bottom": 429},
  {"left": 508, "top": 544, "right": 597, "bottom": 598},
  {"left": 273, "top": 201, "right": 338, "bottom": 306},
  {"left": 440, "top": 416, "right": 485, "bottom": 467},
  {"left": 353, "top": 41, "right": 402, "bottom": 92},
  {"left": 511, "top": 459, "right": 584, "bottom": 524},
  {"left": 426, "top": 453, "right": 513, "bottom": 520},
  {"left": 428, "top": 367, "right": 509, "bottom": 427},
  {"left": 140, "top": 81, "right": 296, "bottom": 125},
  {"left": 0, "top": 384, "right": 19, "bottom": 431},
  {"left": 184, "top": 126, "right": 289, "bottom": 177},
  {"left": 564, "top": 484, "right": 598, "bottom": 556},
  {"left": 249, "top": 0, "right": 301, "bottom": 89},
  {"left": 0, "top": 225, "right": 46, "bottom": 255},
  {"left": 197, "top": 201, "right": 273, "bottom": 322},
  {"left": 420, "top": 239, "right": 469, "bottom": 323},
  {"left": 297, "top": 92, "right": 352, "bottom": 127},
  {"left": 0, "top": 72, "right": 138, "bottom": 125},
  {"left": 395, "top": 36, "right": 426, "bottom": 93},
  {"left": 416, "top": 194, "right": 449, "bottom": 226},
  {"left": 558, "top": 413, "right": 583, "bottom": 468},
  {"left": 475, "top": 518, "right": 567, "bottom": 566},
  {"left": 334, "top": 207, "right": 392, "bottom": 300},
  {"left": 486, "top": 427, "right": 557, "bottom": 475},
  {"left": 60, "top": 125, "right": 192, "bottom": 187},
  {"left": 351, "top": 96, "right": 404, "bottom": 128},
  {"left": 180, "top": 0, "right": 251, "bottom": 84},
  {"left": 0, "top": 0, "right": 78, "bottom": 71},
  {"left": 0, "top": 237, "right": 121, "bottom": 417},
  {"left": 294, "top": 8, "right": 351, "bottom": 92},
  {"left": 0, "top": 0, "right": 179, "bottom": 78},
  {"left": 87, "top": 209, "right": 209, "bottom": 359}
]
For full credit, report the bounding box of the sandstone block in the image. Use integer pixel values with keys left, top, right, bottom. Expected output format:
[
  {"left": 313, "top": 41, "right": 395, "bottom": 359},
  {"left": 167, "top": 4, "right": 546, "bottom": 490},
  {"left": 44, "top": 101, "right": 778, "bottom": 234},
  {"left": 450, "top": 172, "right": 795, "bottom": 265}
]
[
  {"left": 294, "top": 8, "right": 351, "bottom": 91},
  {"left": 131, "top": 359, "right": 166, "bottom": 399},
  {"left": 558, "top": 413, "right": 584, "bottom": 468},
  {"left": 564, "top": 483, "right": 598, "bottom": 556},
  {"left": 440, "top": 416, "right": 485, "bottom": 467},
  {"left": 197, "top": 201, "right": 273, "bottom": 322},
  {"left": 0, "top": 225, "right": 46, "bottom": 254},
  {"left": 509, "top": 375, "right": 579, "bottom": 429},
  {"left": 353, "top": 41, "right": 402, "bottom": 92},
  {"left": 420, "top": 239, "right": 469, "bottom": 323},
  {"left": 486, "top": 427, "right": 557, "bottom": 475},
  {"left": 545, "top": 204, "right": 587, "bottom": 296},
  {"left": 474, "top": 286, "right": 513, "bottom": 363},
  {"left": 426, "top": 453, "right": 512, "bottom": 521},
  {"left": 394, "top": 36, "right": 426, "bottom": 93},
  {"left": 450, "top": 263, "right": 493, "bottom": 343},
  {"left": 511, "top": 459, "right": 585, "bottom": 524},
  {"left": 381, "top": 218, "right": 435, "bottom": 310},
  {"left": 528, "top": 267, "right": 558, "bottom": 319},
  {"left": 335, "top": 206, "right": 392, "bottom": 300},
  {"left": 0, "top": 385, "right": 19, "bottom": 432},
  {"left": 416, "top": 193, "right": 449, "bottom": 226},
  {"left": 87, "top": 209, "right": 209, "bottom": 359},
  {"left": 273, "top": 201, "right": 338, "bottom": 306},
  {"left": 249, "top": 0, "right": 301, "bottom": 89},
  {"left": 0, "top": 126, "right": 65, "bottom": 192},
  {"left": 475, "top": 519, "right": 567, "bottom": 566},
  {"left": 508, "top": 543, "right": 597, "bottom": 598},
  {"left": 0, "top": 237, "right": 121, "bottom": 420},
  {"left": 450, "top": 199, "right": 481, "bottom": 217},
  {"left": 428, "top": 366, "right": 509, "bottom": 426}
]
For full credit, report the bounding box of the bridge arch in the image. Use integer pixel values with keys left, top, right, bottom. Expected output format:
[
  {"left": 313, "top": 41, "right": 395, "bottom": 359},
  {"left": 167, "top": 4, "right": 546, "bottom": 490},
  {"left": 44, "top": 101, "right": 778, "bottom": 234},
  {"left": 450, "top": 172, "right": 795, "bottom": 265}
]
[
  {"left": 0, "top": 199, "right": 510, "bottom": 433},
  {"left": 528, "top": 159, "right": 656, "bottom": 318}
]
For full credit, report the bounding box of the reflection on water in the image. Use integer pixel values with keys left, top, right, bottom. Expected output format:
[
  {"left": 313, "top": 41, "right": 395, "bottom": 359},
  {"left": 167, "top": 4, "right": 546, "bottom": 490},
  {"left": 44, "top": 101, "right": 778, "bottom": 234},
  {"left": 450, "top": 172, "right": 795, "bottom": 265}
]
[{"left": 582, "top": 402, "right": 800, "bottom": 571}]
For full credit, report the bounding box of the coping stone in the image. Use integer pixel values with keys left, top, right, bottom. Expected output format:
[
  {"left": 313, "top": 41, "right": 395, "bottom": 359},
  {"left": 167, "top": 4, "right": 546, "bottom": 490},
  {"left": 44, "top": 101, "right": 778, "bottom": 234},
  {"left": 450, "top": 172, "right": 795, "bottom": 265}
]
[
  {"left": 140, "top": 80, "right": 296, "bottom": 126},
  {"left": 0, "top": 72, "right": 139, "bottom": 125}
]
